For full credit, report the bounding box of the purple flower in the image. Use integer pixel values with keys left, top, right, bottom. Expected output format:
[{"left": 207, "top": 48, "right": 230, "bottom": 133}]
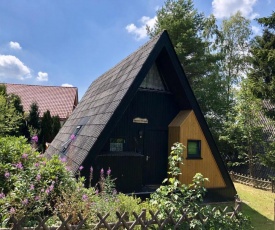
[
  {"left": 70, "top": 134, "right": 76, "bottom": 140},
  {"left": 0, "top": 192, "right": 5, "bottom": 199},
  {"left": 31, "top": 135, "right": 38, "bottom": 143},
  {"left": 49, "top": 184, "right": 54, "bottom": 191},
  {"left": 82, "top": 194, "right": 88, "bottom": 201},
  {"left": 45, "top": 189, "right": 50, "bottom": 195},
  {"left": 15, "top": 162, "right": 23, "bottom": 170},
  {"left": 95, "top": 189, "right": 99, "bottom": 195},
  {"left": 22, "top": 198, "right": 28, "bottom": 205},
  {"left": 30, "top": 184, "right": 34, "bottom": 190},
  {"left": 79, "top": 165, "right": 84, "bottom": 171},
  {"left": 22, "top": 153, "right": 28, "bottom": 159},
  {"left": 34, "top": 162, "right": 40, "bottom": 167},
  {"left": 36, "top": 174, "right": 41, "bottom": 181},
  {"left": 4, "top": 171, "right": 10, "bottom": 178},
  {"left": 107, "top": 167, "right": 111, "bottom": 176},
  {"left": 60, "top": 157, "right": 67, "bottom": 163},
  {"left": 35, "top": 196, "right": 40, "bottom": 201},
  {"left": 100, "top": 168, "right": 104, "bottom": 177},
  {"left": 66, "top": 166, "right": 71, "bottom": 171},
  {"left": 90, "top": 166, "right": 93, "bottom": 173},
  {"left": 10, "top": 207, "right": 16, "bottom": 214}
]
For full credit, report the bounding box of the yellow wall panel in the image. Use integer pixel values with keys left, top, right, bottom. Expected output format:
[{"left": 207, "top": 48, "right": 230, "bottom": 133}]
[{"left": 168, "top": 110, "right": 226, "bottom": 188}]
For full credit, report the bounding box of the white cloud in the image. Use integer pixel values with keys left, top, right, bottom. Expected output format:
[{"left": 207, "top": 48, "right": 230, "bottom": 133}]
[
  {"left": 0, "top": 55, "right": 31, "bottom": 80},
  {"left": 212, "top": 0, "right": 258, "bottom": 19},
  {"left": 252, "top": 25, "right": 261, "bottom": 35},
  {"left": 61, "top": 83, "right": 73, "bottom": 87},
  {"left": 36, "top": 71, "right": 48, "bottom": 81},
  {"left": 9, "top": 41, "right": 22, "bottom": 50},
  {"left": 126, "top": 16, "right": 157, "bottom": 40}
]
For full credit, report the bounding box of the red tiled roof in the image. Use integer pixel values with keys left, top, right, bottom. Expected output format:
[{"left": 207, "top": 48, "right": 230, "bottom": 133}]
[{"left": 5, "top": 83, "right": 78, "bottom": 120}]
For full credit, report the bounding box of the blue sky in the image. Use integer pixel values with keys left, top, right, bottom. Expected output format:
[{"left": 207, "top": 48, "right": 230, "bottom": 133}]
[{"left": 0, "top": 0, "right": 274, "bottom": 99}]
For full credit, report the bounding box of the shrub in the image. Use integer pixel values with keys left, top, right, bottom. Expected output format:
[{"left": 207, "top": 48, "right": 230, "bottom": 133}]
[
  {"left": 0, "top": 136, "right": 75, "bottom": 226},
  {"left": 149, "top": 142, "right": 251, "bottom": 229}
]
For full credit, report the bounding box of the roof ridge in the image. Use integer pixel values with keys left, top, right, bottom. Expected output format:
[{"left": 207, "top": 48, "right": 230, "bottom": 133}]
[{"left": 3, "top": 83, "right": 77, "bottom": 89}]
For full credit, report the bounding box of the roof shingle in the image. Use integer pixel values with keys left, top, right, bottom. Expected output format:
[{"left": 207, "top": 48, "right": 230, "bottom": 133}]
[{"left": 5, "top": 84, "right": 78, "bottom": 120}]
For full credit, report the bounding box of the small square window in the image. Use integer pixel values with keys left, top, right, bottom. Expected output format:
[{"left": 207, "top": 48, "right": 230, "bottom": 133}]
[
  {"left": 187, "top": 140, "right": 201, "bottom": 159},
  {"left": 110, "top": 138, "right": 124, "bottom": 152}
]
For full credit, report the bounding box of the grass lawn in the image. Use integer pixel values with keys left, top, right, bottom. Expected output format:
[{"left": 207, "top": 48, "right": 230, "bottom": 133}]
[{"left": 235, "top": 182, "right": 275, "bottom": 229}]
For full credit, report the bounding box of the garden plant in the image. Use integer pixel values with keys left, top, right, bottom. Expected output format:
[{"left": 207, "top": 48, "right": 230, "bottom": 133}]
[{"left": 0, "top": 137, "right": 251, "bottom": 229}]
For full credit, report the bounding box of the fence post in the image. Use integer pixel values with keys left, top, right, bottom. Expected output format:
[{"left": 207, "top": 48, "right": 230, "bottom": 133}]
[
  {"left": 235, "top": 194, "right": 242, "bottom": 212},
  {"left": 272, "top": 180, "right": 275, "bottom": 193},
  {"left": 230, "top": 171, "right": 235, "bottom": 182},
  {"left": 141, "top": 209, "right": 146, "bottom": 230}
]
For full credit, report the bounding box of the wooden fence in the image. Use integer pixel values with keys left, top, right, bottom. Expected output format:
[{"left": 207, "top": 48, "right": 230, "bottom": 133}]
[
  {"left": 230, "top": 171, "right": 275, "bottom": 192},
  {"left": 1, "top": 199, "right": 242, "bottom": 230}
]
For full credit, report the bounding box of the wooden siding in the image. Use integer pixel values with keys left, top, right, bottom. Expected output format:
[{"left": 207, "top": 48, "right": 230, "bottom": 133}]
[{"left": 168, "top": 110, "right": 226, "bottom": 188}]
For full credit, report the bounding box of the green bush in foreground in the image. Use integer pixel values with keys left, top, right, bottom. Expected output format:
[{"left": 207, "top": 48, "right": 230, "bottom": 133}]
[
  {"left": 150, "top": 142, "right": 251, "bottom": 229},
  {"left": 0, "top": 137, "right": 251, "bottom": 229}
]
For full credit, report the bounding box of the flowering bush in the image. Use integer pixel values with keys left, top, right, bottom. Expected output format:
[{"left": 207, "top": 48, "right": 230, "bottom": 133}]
[
  {"left": 0, "top": 138, "right": 250, "bottom": 229},
  {"left": 0, "top": 136, "right": 75, "bottom": 226},
  {"left": 0, "top": 137, "right": 151, "bottom": 227}
]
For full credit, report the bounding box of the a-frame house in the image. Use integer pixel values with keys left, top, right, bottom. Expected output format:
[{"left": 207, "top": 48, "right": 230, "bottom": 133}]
[{"left": 45, "top": 31, "right": 236, "bottom": 201}]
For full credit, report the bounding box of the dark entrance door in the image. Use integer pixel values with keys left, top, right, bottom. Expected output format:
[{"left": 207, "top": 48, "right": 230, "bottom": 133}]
[{"left": 143, "top": 129, "right": 168, "bottom": 185}]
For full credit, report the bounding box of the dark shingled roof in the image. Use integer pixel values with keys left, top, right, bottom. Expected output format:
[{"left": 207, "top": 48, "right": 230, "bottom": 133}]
[{"left": 45, "top": 32, "right": 164, "bottom": 172}]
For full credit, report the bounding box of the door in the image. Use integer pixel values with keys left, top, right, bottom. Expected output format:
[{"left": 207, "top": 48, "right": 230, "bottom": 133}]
[{"left": 143, "top": 129, "right": 168, "bottom": 185}]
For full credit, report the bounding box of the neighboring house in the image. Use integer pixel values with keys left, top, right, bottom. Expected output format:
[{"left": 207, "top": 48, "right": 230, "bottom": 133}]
[
  {"left": 5, "top": 83, "right": 78, "bottom": 125},
  {"left": 45, "top": 31, "right": 236, "bottom": 201}
]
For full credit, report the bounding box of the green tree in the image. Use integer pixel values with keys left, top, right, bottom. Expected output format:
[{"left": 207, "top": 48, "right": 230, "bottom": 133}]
[
  {"left": 214, "top": 12, "right": 252, "bottom": 116},
  {"left": 147, "top": 0, "right": 209, "bottom": 89},
  {"left": 40, "top": 110, "right": 53, "bottom": 151},
  {"left": 248, "top": 12, "right": 275, "bottom": 104},
  {"left": 147, "top": 0, "right": 226, "bottom": 141},
  {"left": 27, "top": 102, "right": 40, "bottom": 137},
  {"left": 52, "top": 115, "right": 61, "bottom": 138},
  {"left": 220, "top": 79, "right": 266, "bottom": 177},
  {"left": 0, "top": 85, "right": 24, "bottom": 137},
  {"left": 39, "top": 111, "right": 61, "bottom": 152}
]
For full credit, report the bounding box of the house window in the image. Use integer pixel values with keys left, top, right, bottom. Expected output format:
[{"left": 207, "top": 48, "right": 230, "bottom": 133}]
[
  {"left": 110, "top": 138, "right": 124, "bottom": 152},
  {"left": 139, "top": 63, "right": 169, "bottom": 91},
  {"left": 187, "top": 140, "right": 201, "bottom": 159}
]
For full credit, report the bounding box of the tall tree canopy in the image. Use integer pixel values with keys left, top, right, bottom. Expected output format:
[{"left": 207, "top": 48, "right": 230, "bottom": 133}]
[
  {"left": 147, "top": 1, "right": 252, "bottom": 146},
  {"left": 147, "top": 0, "right": 209, "bottom": 89},
  {"left": 248, "top": 12, "right": 275, "bottom": 103}
]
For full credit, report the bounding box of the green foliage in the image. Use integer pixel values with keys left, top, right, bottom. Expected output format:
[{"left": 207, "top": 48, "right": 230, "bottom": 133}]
[
  {"left": 248, "top": 12, "right": 275, "bottom": 104},
  {"left": 0, "top": 139, "right": 150, "bottom": 227},
  {"left": 147, "top": 2, "right": 253, "bottom": 150},
  {"left": 147, "top": 0, "right": 208, "bottom": 86},
  {"left": 0, "top": 85, "right": 24, "bottom": 137},
  {"left": 150, "top": 142, "right": 251, "bottom": 229},
  {"left": 39, "top": 110, "right": 61, "bottom": 152},
  {"left": 0, "top": 136, "right": 75, "bottom": 225},
  {"left": 51, "top": 115, "right": 61, "bottom": 138},
  {"left": 220, "top": 80, "right": 267, "bottom": 175},
  {"left": 27, "top": 102, "right": 40, "bottom": 137},
  {"left": 150, "top": 143, "right": 207, "bottom": 220},
  {"left": 0, "top": 139, "right": 250, "bottom": 228}
]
